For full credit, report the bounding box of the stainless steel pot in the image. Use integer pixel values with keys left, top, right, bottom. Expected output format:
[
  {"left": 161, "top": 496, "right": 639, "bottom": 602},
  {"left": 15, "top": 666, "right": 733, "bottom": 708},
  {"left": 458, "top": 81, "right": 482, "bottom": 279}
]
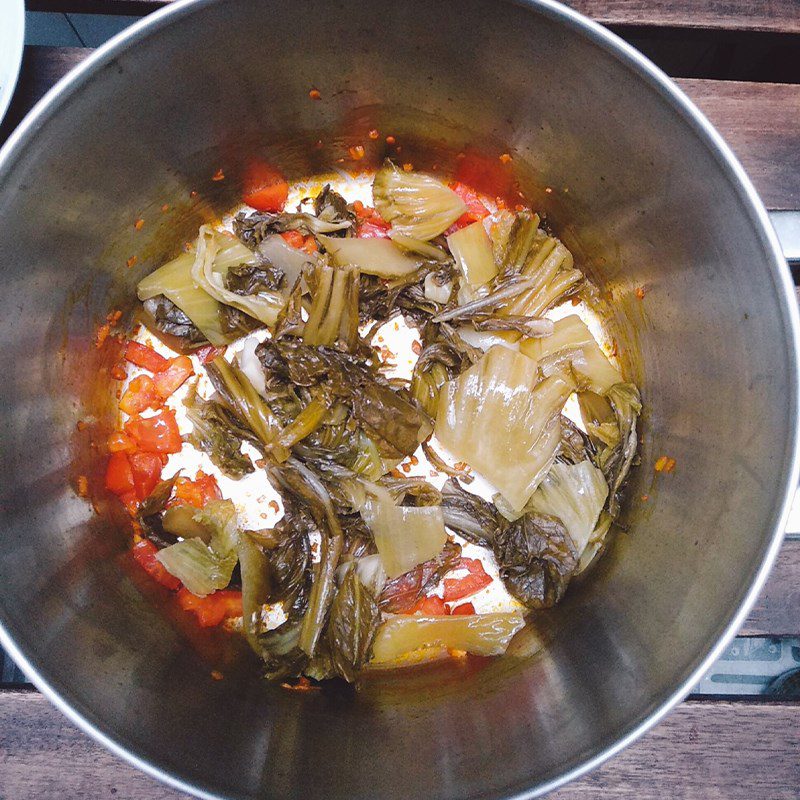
[{"left": 0, "top": 0, "right": 797, "bottom": 797}]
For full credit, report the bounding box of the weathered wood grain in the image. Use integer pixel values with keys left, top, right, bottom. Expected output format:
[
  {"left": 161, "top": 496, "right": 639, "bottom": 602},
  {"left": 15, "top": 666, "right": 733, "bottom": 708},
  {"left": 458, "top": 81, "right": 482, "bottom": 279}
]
[
  {"left": 3, "top": 49, "right": 800, "bottom": 210},
  {"left": 24, "top": 0, "right": 800, "bottom": 34},
  {"left": 676, "top": 78, "right": 800, "bottom": 210},
  {"left": 567, "top": 0, "right": 800, "bottom": 33},
  {"left": 740, "top": 539, "right": 800, "bottom": 636},
  {"left": 0, "top": 690, "right": 797, "bottom": 799}
]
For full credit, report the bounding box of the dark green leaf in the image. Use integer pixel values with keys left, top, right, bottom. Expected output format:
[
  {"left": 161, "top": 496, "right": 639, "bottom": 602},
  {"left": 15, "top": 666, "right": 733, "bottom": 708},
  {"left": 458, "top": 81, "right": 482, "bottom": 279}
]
[
  {"left": 493, "top": 511, "right": 578, "bottom": 608},
  {"left": 327, "top": 564, "right": 381, "bottom": 682}
]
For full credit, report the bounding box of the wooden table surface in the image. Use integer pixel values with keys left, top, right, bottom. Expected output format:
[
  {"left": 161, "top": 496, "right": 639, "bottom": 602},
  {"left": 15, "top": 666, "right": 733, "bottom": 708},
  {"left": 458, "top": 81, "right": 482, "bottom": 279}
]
[{"left": 1, "top": 1, "right": 799, "bottom": 798}]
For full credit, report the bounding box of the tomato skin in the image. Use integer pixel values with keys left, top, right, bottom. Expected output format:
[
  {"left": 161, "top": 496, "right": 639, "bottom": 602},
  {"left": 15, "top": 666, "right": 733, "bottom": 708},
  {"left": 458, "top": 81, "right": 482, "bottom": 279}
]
[
  {"left": 442, "top": 558, "right": 492, "bottom": 602},
  {"left": 177, "top": 588, "right": 243, "bottom": 627},
  {"left": 119, "top": 374, "right": 161, "bottom": 415},
  {"left": 124, "top": 341, "right": 168, "bottom": 372},
  {"left": 132, "top": 540, "right": 181, "bottom": 590},
  {"left": 242, "top": 163, "right": 289, "bottom": 212},
  {"left": 153, "top": 355, "right": 194, "bottom": 399},
  {"left": 169, "top": 472, "right": 222, "bottom": 509},
  {"left": 450, "top": 602, "right": 476, "bottom": 616},
  {"left": 406, "top": 595, "right": 449, "bottom": 616},
  {"left": 107, "top": 431, "right": 137, "bottom": 453},
  {"left": 129, "top": 451, "right": 163, "bottom": 501},
  {"left": 125, "top": 409, "right": 183, "bottom": 454},
  {"left": 105, "top": 451, "right": 135, "bottom": 495}
]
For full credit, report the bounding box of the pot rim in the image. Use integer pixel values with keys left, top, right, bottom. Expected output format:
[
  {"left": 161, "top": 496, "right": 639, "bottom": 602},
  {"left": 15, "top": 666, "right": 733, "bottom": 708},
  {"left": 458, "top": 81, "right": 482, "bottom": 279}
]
[{"left": 0, "top": 1, "right": 797, "bottom": 798}]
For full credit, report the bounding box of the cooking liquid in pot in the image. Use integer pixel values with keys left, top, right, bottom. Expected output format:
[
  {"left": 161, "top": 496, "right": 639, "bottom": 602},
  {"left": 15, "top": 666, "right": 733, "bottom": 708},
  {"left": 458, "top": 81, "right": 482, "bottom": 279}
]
[{"left": 102, "top": 165, "right": 641, "bottom": 684}]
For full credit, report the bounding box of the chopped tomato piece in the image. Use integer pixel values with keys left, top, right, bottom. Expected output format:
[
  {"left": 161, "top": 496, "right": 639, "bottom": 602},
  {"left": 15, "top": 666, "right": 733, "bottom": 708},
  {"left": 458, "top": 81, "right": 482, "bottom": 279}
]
[
  {"left": 280, "top": 230, "right": 305, "bottom": 249},
  {"left": 153, "top": 355, "right": 194, "bottom": 399},
  {"left": 125, "top": 409, "right": 182, "bottom": 454},
  {"left": 119, "top": 374, "right": 161, "bottom": 415},
  {"left": 442, "top": 558, "right": 492, "bottom": 602},
  {"left": 353, "top": 200, "right": 390, "bottom": 238},
  {"left": 194, "top": 344, "right": 226, "bottom": 364},
  {"left": 242, "top": 162, "right": 289, "bottom": 212},
  {"left": 105, "top": 451, "right": 135, "bottom": 495},
  {"left": 124, "top": 340, "right": 169, "bottom": 372},
  {"left": 107, "top": 431, "right": 137, "bottom": 453},
  {"left": 132, "top": 540, "right": 181, "bottom": 591},
  {"left": 280, "top": 230, "right": 319, "bottom": 254},
  {"left": 300, "top": 235, "right": 319, "bottom": 255},
  {"left": 169, "top": 472, "right": 222, "bottom": 509},
  {"left": 119, "top": 491, "right": 139, "bottom": 515},
  {"left": 448, "top": 181, "right": 491, "bottom": 232},
  {"left": 129, "top": 451, "right": 163, "bottom": 501},
  {"left": 406, "top": 595, "right": 449, "bottom": 616},
  {"left": 177, "top": 588, "right": 243, "bottom": 627},
  {"left": 450, "top": 602, "right": 476, "bottom": 616}
]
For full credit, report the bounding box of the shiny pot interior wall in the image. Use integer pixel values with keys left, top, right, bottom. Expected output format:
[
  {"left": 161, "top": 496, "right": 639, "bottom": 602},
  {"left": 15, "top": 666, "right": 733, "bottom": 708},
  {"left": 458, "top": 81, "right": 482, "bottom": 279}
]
[{"left": 0, "top": 0, "right": 795, "bottom": 798}]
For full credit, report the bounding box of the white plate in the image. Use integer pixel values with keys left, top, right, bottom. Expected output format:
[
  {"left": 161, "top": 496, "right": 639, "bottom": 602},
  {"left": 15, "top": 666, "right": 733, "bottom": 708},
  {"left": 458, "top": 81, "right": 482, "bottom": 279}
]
[{"left": 0, "top": 0, "right": 25, "bottom": 126}]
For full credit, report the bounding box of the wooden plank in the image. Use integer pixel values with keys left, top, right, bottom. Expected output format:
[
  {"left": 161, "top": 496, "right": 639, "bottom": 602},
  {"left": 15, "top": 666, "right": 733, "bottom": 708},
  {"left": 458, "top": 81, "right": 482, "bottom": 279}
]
[
  {"left": 551, "top": 700, "right": 800, "bottom": 799},
  {"left": 676, "top": 78, "right": 800, "bottom": 210},
  {"left": 2, "top": 49, "right": 799, "bottom": 210},
  {"left": 567, "top": 0, "right": 800, "bottom": 34},
  {"left": 24, "top": 0, "right": 800, "bottom": 34},
  {"left": 0, "top": 690, "right": 796, "bottom": 799},
  {"left": 741, "top": 539, "right": 800, "bottom": 636},
  {"left": 0, "top": 47, "right": 88, "bottom": 143}
]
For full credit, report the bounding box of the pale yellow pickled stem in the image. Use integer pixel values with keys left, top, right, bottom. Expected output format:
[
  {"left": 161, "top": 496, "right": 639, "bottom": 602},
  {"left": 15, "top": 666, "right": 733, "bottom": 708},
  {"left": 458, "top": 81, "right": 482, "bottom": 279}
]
[{"left": 303, "top": 264, "right": 334, "bottom": 345}]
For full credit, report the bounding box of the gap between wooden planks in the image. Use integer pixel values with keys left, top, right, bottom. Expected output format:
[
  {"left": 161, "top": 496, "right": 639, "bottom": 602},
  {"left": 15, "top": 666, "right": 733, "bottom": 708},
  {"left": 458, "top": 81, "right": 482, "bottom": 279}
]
[
  {"left": 3, "top": 47, "right": 800, "bottom": 210},
  {"left": 0, "top": 690, "right": 797, "bottom": 800}
]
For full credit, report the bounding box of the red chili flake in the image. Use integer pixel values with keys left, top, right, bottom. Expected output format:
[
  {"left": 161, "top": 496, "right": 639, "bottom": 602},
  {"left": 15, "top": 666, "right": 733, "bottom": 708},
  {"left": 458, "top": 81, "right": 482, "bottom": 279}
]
[
  {"left": 571, "top": 297, "right": 581, "bottom": 306},
  {"left": 161, "top": 203, "right": 170, "bottom": 212},
  {"left": 268, "top": 500, "right": 280, "bottom": 513},
  {"left": 134, "top": 218, "right": 144, "bottom": 230},
  {"left": 635, "top": 286, "right": 647, "bottom": 300},
  {"left": 349, "top": 145, "right": 365, "bottom": 160},
  {"left": 453, "top": 461, "right": 468, "bottom": 471},
  {"left": 255, "top": 458, "right": 267, "bottom": 469},
  {"left": 212, "top": 169, "right": 225, "bottom": 181},
  {"left": 390, "top": 468, "right": 404, "bottom": 479},
  {"left": 281, "top": 676, "right": 319, "bottom": 691},
  {"left": 641, "top": 494, "right": 650, "bottom": 501},
  {"left": 76, "top": 420, "right": 87, "bottom": 431},
  {"left": 94, "top": 323, "right": 111, "bottom": 349},
  {"left": 126, "top": 256, "right": 138, "bottom": 269},
  {"left": 308, "top": 88, "right": 322, "bottom": 101},
  {"left": 654, "top": 456, "right": 676, "bottom": 473},
  {"left": 110, "top": 363, "right": 127, "bottom": 381},
  {"left": 210, "top": 670, "right": 224, "bottom": 681},
  {"left": 385, "top": 135, "right": 396, "bottom": 145},
  {"left": 368, "top": 129, "right": 379, "bottom": 140},
  {"left": 76, "top": 475, "right": 89, "bottom": 497},
  {"left": 401, "top": 462, "right": 412, "bottom": 473},
  {"left": 106, "top": 309, "right": 122, "bottom": 326},
  {"left": 410, "top": 455, "right": 419, "bottom": 466},
  {"left": 411, "top": 340, "right": 423, "bottom": 355},
  {"left": 499, "top": 153, "right": 512, "bottom": 164}
]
